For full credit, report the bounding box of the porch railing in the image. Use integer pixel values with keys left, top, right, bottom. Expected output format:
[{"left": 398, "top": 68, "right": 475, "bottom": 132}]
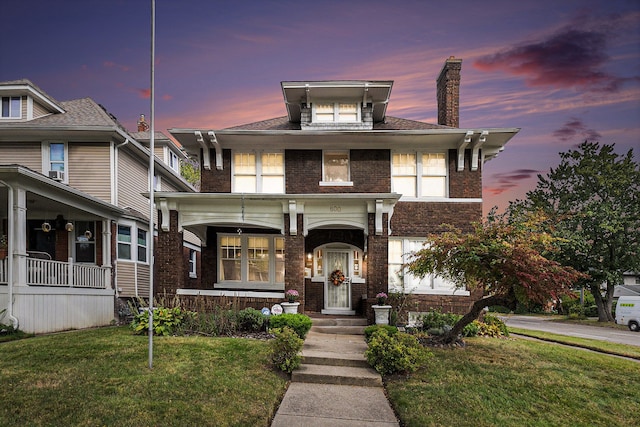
[
  {"left": 27, "top": 258, "right": 109, "bottom": 288},
  {"left": 0, "top": 258, "right": 6, "bottom": 284}
]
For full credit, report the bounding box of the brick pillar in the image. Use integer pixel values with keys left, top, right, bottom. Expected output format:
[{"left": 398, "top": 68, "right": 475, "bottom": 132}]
[
  {"left": 156, "top": 210, "right": 185, "bottom": 297},
  {"left": 284, "top": 213, "right": 305, "bottom": 311},
  {"left": 437, "top": 56, "right": 462, "bottom": 128},
  {"left": 366, "top": 212, "right": 389, "bottom": 323}
]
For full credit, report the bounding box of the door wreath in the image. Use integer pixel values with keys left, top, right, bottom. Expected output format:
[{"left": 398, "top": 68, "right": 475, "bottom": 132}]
[{"left": 330, "top": 269, "right": 345, "bottom": 286}]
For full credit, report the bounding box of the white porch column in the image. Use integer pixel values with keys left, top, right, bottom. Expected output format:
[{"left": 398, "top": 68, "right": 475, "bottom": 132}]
[
  {"left": 13, "top": 187, "right": 27, "bottom": 286},
  {"left": 102, "top": 219, "right": 112, "bottom": 289}
]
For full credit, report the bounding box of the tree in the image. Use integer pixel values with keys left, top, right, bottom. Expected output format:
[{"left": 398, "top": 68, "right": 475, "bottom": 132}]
[
  {"left": 408, "top": 212, "right": 585, "bottom": 343},
  {"left": 510, "top": 142, "right": 640, "bottom": 322},
  {"left": 180, "top": 157, "right": 201, "bottom": 190}
]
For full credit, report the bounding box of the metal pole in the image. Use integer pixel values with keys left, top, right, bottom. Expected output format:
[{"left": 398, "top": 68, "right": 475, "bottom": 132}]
[{"left": 148, "top": 0, "right": 156, "bottom": 370}]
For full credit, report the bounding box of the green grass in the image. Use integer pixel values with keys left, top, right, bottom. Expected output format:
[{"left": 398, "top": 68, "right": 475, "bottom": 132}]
[
  {"left": 0, "top": 327, "right": 287, "bottom": 426},
  {"left": 508, "top": 327, "right": 640, "bottom": 359},
  {"left": 385, "top": 337, "right": 640, "bottom": 427}
]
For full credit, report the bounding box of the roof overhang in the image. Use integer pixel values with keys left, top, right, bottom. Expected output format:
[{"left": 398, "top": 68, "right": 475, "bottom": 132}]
[
  {"left": 281, "top": 80, "right": 393, "bottom": 123},
  {"left": 0, "top": 82, "right": 65, "bottom": 114}
]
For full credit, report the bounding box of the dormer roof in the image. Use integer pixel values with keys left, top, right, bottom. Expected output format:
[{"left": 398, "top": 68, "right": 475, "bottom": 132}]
[
  {"left": 281, "top": 80, "right": 393, "bottom": 123},
  {"left": 0, "top": 79, "right": 65, "bottom": 115}
]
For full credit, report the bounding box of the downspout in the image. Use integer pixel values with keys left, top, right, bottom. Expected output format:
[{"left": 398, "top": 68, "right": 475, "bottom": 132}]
[{"left": 0, "top": 180, "right": 18, "bottom": 329}]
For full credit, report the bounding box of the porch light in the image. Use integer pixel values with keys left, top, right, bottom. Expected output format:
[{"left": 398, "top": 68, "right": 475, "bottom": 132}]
[
  {"left": 41, "top": 222, "right": 51, "bottom": 233},
  {"left": 65, "top": 222, "right": 74, "bottom": 232},
  {"left": 307, "top": 252, "right": 312, "bottom": 260}
]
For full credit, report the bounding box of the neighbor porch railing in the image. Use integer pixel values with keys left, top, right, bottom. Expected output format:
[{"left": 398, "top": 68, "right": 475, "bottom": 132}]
[
  {"left": 26, "top": 257, "right": 109, "bottom": 288},
  {"left": 0, "top": 258, "right": 6, "bottom": 284}
]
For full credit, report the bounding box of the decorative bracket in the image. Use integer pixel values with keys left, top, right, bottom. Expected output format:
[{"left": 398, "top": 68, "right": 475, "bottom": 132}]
[
  {"left": 457, "top": 131, "right": 473, "bottom": 171},
  {"left": 159, "top": 199, "right": 170, "bottom": 231},
  {"left": 195, "top": 131, "right": 211, "bottom": 171},
  {"left": 471, "top": 130, "right": 488, "bottom": 171},
  {"left": 375, "top": 199, "right": 383, "bottom": 235},
  {"left": 207, "top": 131, "right": 223, "bottom": 170},
  {"left": 288, "top": 200, "right": 297, "bottom": 235}
]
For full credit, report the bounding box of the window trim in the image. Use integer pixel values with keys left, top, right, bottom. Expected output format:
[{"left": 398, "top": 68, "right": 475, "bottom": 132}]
[
  {"left": 188, "top": 248, "right": 197, "bottom": 278},
  {"left": 42, "top": 141, "right": 69, "bottom": 183},
  {"left": 312, "top": 101, "right": 361, "bottom": 123},
  {"left": 391, "top": 151, "right": 448, "bottom": 200},
  {"left": 231, "top": 150, "right": 285, "bottom": 193},
  {"left": 117, "top": 221, "right": 149, "bottom": 264},
  {"left": 73, "top": 220, "right": 96, "bottom": 264},
  {"left": 216, "top": 233, "right": 285, "bottom": 290},
  {"left": 1, "top": 96, "right": 22, "bottom": 119}
]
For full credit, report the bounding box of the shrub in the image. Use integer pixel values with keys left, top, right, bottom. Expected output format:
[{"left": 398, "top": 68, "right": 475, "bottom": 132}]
[
  {"left": 568, "top": 304, "right": 586, "bottom": 320},
  {"left": 131, "top": 306, "right": 194, "bottom": 336},
  {"left": 270, "top": 326, "right": 304, "bottom": 373},
  {"left": 584, "top": 305, "right": 598, "bottom": 318},
  {"left": 236, "top": 307, "right": 267, "bottom": 332},
  {"left": 483, "top": 314, "right": 509, "bottom": 337},
  {"left": 462, "top": 320, "right": 480, "bottom": 337},
  {"left": 268, "top": 314, "right": 312, "bottom": 339},
  {"left": 364, "top": 324, "right": 398, "bottom": 342},
  {"left": 418, "top": 309, "right": 461, "bottom": 332},
  {"left": 365, "top": 329, "right": 429, "bottom": 376}
]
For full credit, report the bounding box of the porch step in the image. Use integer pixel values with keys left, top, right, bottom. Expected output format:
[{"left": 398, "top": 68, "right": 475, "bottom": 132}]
[
  {"left": 310, "top": 317, "right": 368, "bottom": 327},
  {"left": 292, "top": 364, "right": 382, "bottom": 387},
  {"left": 312, "top": 325, "right": 366, "bottom": 335}
]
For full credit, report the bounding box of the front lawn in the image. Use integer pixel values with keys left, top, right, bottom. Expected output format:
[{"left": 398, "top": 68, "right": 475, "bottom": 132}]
[
  {"left": 0, "top": 327, "right": 287, "bottom": 426},
  {"left": 385, "top": 337, "right": 640, "bottom": 427}
]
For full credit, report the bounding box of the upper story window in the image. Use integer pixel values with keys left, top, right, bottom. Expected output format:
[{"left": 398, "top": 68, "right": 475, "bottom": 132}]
[
  {"left": 117, "top": 222, "right": 148, "bottom": 263},
  {"left": 313, "top": 102, "right": 359, "bottom": 123},
  {"left": 42, "top": 142, "right": 68, "bottom": 182},
  {"left": 321, "top": 151, "right": 351, "bottom": 185},
  {"left": 392, "top": 152, "right": 447, "bottom": 199},
  {"left": 232, "top": 151, "right": 284, "bottom": 193},
  {"left": 1, "top": 96, "right": 21, "bottom": 118},
  {"left": 169, "top": 150, "right": 179, "bottom": 173}
]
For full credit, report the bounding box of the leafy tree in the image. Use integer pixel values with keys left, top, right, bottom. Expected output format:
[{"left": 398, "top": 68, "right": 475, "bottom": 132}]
[
  {"left": 180, "top": 157, "right": 201, "bottom": 189},
  {"left": 408, "top": 213, "right": 585, "bottom": 343},
  {"left": 510, "top": 142, "right": 640, "bottom": 322}
]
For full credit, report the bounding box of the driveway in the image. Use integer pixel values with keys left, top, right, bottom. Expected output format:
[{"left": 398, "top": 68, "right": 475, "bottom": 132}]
[{"left": 501, "top": 315, "right": 640, "bottom": 347}]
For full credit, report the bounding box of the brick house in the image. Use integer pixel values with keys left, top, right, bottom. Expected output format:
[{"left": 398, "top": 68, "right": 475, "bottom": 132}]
[{"left": 156, "top": 57, "right": 519, "bottom": 321}]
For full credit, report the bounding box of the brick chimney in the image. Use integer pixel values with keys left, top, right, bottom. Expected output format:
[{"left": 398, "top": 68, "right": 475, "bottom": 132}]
[
  {"left": 137, "top": 114, "right": 149, "bottom": 132},
  {"left": 436, "top": 56, "right": 462, "bottom": 128}
]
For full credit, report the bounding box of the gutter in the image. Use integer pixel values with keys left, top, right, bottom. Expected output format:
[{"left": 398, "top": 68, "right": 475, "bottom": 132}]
[{"left": 0, "top": 179, "right": 18, "bottom": 330}]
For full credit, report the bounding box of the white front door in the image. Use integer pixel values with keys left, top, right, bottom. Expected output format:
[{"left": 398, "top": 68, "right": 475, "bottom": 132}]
[{"left": 323, "top": 250, "right": 352, "bottom": 314}]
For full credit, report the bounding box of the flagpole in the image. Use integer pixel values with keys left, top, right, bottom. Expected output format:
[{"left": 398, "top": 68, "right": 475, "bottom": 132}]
[{"left": 148, "top": 0, "right": 156, "bottom": 370}]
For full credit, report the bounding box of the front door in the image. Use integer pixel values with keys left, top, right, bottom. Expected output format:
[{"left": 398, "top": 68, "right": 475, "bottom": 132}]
[{"left": 324, "top": 250, "right": 352, "bottom": 313}]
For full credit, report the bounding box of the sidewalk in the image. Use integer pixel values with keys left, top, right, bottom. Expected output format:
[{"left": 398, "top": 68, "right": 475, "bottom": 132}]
[{"left": 271, "top": 318, "right": 399, "bottom": 426}]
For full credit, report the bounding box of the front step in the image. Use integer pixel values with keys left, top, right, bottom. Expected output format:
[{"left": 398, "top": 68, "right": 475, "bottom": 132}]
[
  {"left": 292, "top": 364, "right": 382, "bottom": 387},
  {"left": 310, "top": 317, "right": 368, "bottom": 327},
  {"left": 312, "top": 325, "right": 366, "bottom": 335}
]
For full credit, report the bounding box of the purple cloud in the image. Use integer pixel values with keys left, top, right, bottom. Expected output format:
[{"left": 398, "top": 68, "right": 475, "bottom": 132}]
[
  {"left": 553, "top": 117, "right": 602, "bottom": 142},
  {"left": 485, "top": 169, "right": 540, "bottom": 196}
]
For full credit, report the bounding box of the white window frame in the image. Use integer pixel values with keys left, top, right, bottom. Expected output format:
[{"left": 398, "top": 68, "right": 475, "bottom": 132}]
[
  {"left": 312, "top": 102, "right": 360, "bottom": 123},
  {"left": 216, "top": 233, "right": 285, "bottom": 290},
  {"left": 309, "top": 244, "right": 365, "bottom": 284},
  {"left": 1, "top": 96, "right": 21, "bottom": 119},
  {"left": 320, "top": 150, "right": 352, "bottom": 186},
  {"left": 188, "top": 248, "right": 197, "bottom": 278},
  {"left": 391, "top": 151, "right": 448, "bottom": 200},
  {"left": 42, "top": 141, "right": 69, "bottom": 183},
  {"left": 117, "top": 221, "right": 149, "bottom": 264},
  {"left": 73, "top": 220, "right": 96, "bottom": 264},
  {"left": 168, "top": 150, "right": 179, "bottom": 173},
  {"left": 231, "top": 150, "right": 284, "bottom": 193},
  {"left": 388, "top": 237, "right": 468, "bottom": 295}
]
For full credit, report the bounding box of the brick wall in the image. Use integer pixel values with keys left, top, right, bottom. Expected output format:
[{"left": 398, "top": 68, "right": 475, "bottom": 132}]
[
  {"left": 201, "top": 148, "right": 231, "bottom": 192},
  {"left": 365, "top": 212, "right": 389, "bottom": 322},
  {"left": 391, "top": 201, "right": 481, "bottom": 236},
  {"left": 437, "top": 57, "right": 462, "bottom": 128},
  {"left": 285, "top": 213, "right": 305, "bottom": 311},
  {"left": 448, "top": 149, "right": 482, "bottom": 198},
  {"left": 155, "top": 210, "right": 185, "bottom": 296}
]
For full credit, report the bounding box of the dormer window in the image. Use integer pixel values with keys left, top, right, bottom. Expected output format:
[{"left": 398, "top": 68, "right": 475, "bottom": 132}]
[
  {"left": 169, "top": 150, "right": 179, "bottom": 172},
  {"left": 313, "top": 102, "right": 360, "bottom": 123},
  {"left": 1, "top": 96, "right": 21, "bottom": 118}
]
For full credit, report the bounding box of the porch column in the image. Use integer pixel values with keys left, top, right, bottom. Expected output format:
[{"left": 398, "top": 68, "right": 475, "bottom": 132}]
[
  {"left": 156, "top": 209, "right": 185, "bottom": 296},
  {"left": 366, "top": 212, "right": 389, "bottom": 323},
  {"left": 12, "top": 187, "right": 27, "bottom": 287},
  {"left": 284, "top": 213, "right": 305, "bottom": 312},
  {"left": 102, "top": 219, "right": 112, "bottom": 289}
]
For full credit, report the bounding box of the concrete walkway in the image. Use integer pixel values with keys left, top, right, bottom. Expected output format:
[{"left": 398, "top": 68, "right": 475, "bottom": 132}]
[{"left": 271, "top": 317, "right": 399, "bottom": 426}]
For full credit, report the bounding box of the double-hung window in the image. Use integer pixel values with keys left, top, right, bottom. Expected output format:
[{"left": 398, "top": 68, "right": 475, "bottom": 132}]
[
  {"left": 117, "top": 223, "right": 148, "bottom": 263},
  {"left": 169, "top": 150, "right": 179, "bottom": 173},
  {"left": 232, "top": 151, "right": 284, "bottom": 193},
  {"left": 188, "top": 249, "right": 197, "bottom": 278},
  {"left": 313, "top": 102, "right": 359, "bottom": 123},
  {"left": 1, "top": 96, "right": 21, "bottom": 118},
  {"left": 218, "top": 234, "right": 285, "bottom": 289},
  {"left": 392, "top": 152, "right": 447, "bottom": 199},
  {"left": 74, "top": 221, "right": 95, "bottom": 263},
  {"left": 388, "top": 238, "right": 467, "bottom": 295},
  {"left": 322, "top": 151, "right": 351, "bottom": 184}
]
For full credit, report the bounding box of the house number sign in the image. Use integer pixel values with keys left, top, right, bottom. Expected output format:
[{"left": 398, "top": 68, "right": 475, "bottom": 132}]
[{"left": 330, "top": 205, "right": 341, "bottom": 212}]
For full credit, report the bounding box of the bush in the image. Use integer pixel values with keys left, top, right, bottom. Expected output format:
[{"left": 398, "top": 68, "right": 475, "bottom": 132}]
[
  {"left": 268, "top": 314, "right": 312, "bottom": 339},
  {"left": 236, "top": 307, "right": 267, "bottom": 332},
  {"left": 364, "top": 324, "right": 398, "bottom": 342},
  {"left": 270, "top": 326, "right": 304, "bottom": 373},
  {"left": 365, "top": 329, "right": 429, "bottom": 376},
  {"left": 568, "top": 304, "right": 586, "bottom": 320},
  {"left": 131, "top": 306, "right": 194, "bottom": 336},
  {"left": 418, "top": 309, "right": 462, "bottom": 335},
  {"left": 462, "top": 320, "right": 480, "bottom": 337},
  {"left": 483, "top": 314, "right": 509, "bottom": 337},
  {"left": 584, "top": 305, "right": 598, "bottom": 318}
]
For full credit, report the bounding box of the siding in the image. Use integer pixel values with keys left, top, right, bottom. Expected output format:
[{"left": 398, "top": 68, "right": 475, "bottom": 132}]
[
  {"left": 116, "top": 261, "right": 150, "bottom": 298},
  {"left": 68, "top": 143, "right": 112, "bottom": 203},
  {"left": 118, "top": 151, "right": 149, "bottom": 215},
  {"left": 32, "top": 99, "right": 49, "bottom": 119},
  {"left": 0, "top": 142, "right": 42, "bottom": 171}
]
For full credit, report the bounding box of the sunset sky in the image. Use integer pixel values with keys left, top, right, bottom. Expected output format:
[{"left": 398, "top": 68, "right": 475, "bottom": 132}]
[{"left": 2, "top": 0, "right": 638, "bottom": 213}]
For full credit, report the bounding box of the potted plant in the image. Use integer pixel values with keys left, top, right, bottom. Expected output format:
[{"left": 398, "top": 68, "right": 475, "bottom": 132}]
[
  {"left": 372, "top": 292, "right": 391, "bottom": 325},
  {"left": 281, "top": 289, "right": 300, "bottom": 314}
]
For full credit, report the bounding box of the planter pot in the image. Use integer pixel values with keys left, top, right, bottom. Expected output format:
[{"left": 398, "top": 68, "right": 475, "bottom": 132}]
[
  {"left": 281, "top": 302, "right": 300, "bottom": 314},
  {"left": 372, "top": 305, "right": 392, "bottom": 325}
]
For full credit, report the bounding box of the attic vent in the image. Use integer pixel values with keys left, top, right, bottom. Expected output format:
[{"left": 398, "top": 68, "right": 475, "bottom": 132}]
[{"left": 49, "top": 170, "right": 65, "bottom": 181}]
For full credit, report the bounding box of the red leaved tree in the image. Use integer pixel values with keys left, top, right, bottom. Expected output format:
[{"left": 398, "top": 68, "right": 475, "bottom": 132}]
[{"left": 408, "top": 212, "right": 586, "bottom": 343}]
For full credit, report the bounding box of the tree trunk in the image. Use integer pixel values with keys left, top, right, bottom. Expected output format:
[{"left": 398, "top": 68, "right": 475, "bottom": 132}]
[
  {"left": 591, "top": 282, "right": 615, "bottom": 322},
  {"left": 444, "top": 293, "right": 516, "bottom": 344}
]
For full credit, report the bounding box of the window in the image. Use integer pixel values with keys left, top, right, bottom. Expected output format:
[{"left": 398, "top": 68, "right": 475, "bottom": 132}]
[
  {"left": 218, "top": 234, "right": 285, "bottom": 288},
  {"left": 232, "top": 151, "right": 284, "bottom": 193},
  {"left": 188, "top": 249, "right": 197, "bottom": 278},
  {"left": 169, "top": 151, "right": 179, "bottom": 172},
  {"left": 117, "top": 223, "right": 148, "bottom": 263},
  {"left": 49, "top": 142, "right": 66, "bottom": 173},
  {"left": 388, "top": 238, "right": 466, "bottom": 295},
  {"left": 392, "top": 152, "right": 447, "bottom": 198},
  {"left": 313, "top": 102, "right": 359, "bottom": 123},
  {"left": 322, "top": 151, "right": 350, "bottom": 183},
  {"left": 1, "top": 96, "right": 21, "bottom": 118},
  {"left": 74, "top": 221, "right": 95, "bottom": 263}
]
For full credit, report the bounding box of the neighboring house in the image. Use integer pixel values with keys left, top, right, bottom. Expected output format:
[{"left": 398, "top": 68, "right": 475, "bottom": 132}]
[
  {"left": 614, "top": 272, "right": 640, "bottom": 298},
  {"left": 154, "top": 57, "right": 519, "bottom": 321},
  {"left": 0, "top": 79, "right": 197, "bottom": 333}
]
